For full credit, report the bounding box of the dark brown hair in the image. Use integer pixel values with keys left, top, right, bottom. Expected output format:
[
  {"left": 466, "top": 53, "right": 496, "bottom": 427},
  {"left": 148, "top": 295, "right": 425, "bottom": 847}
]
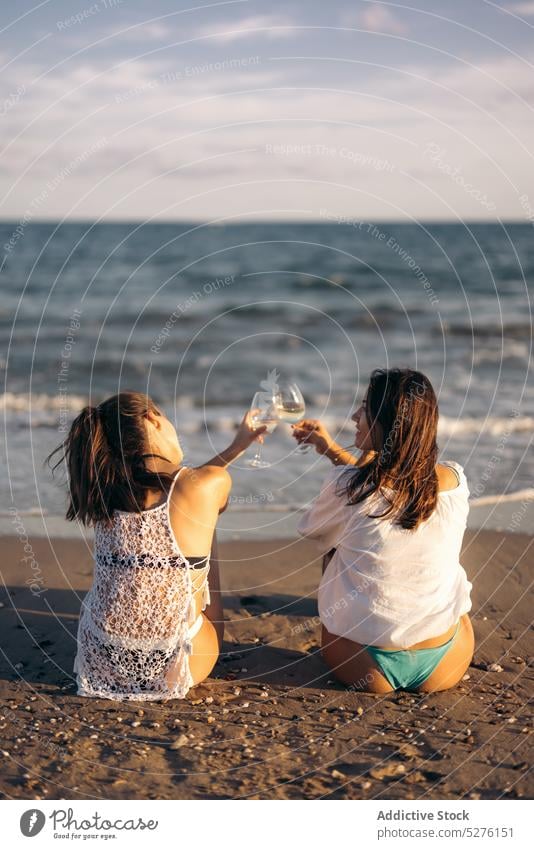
[
  {"left": 46, "top": 392, "right": 177, "bottom": 526},
  {"left": 341, "top": 368, "right": 439, "bottom": 530}
]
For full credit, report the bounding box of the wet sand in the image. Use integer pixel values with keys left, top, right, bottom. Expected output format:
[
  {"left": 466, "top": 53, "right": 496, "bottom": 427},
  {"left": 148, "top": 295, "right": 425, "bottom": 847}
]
[{"left": 0, "top": 530, "right": 532, "bottom": 800}]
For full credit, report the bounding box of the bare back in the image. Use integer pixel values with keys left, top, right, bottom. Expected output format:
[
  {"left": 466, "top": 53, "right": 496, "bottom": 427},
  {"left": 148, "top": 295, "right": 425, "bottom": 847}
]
[{"left": 168, "top": 465, "right": 231, "bottom": 557}]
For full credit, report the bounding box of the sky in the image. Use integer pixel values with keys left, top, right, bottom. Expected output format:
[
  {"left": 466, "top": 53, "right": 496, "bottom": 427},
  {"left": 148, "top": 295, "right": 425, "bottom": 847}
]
[{"left": 1, "top": 0, "right": 534, "bottom": 222}]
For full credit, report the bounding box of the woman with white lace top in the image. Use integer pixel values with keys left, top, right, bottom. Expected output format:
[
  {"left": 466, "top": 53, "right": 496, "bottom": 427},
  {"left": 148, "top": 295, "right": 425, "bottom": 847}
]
[
  {"left": 47, "top": 391, "right": 266, "bottom": 702},
  {"left": 293, "top": 368, "right": 475, "bottom": 694}
]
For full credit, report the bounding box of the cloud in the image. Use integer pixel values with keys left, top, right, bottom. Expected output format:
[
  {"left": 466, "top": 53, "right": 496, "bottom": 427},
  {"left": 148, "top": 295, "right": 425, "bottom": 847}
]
[
  {"left": 195, "top": 13, "right": 295, "bottom": 44},
  {"left": 508, "top": 2, "right": 534, "bottom": 14},
  {"left": 114, "top": 21, "right": 172, "bottom": 42},
  {"left": 425, "top": 54, "right": 534, "bottom": 108},
  {"left": 352, "top": 3, "right": 408, "bottom": 35},
  {"left": 2, "top": 40, "right": 534, "bottom": 222},
  {"left": 62, "top": 19, "right": 172, "bottom": 50}
]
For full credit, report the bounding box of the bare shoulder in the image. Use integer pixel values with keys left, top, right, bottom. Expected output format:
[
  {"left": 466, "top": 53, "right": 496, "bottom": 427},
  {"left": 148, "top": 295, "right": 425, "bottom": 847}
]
[
  {"left": 436, "top": 463, "right": 460, "bottom": 492},
  {"left": 173, "top": 465, "right": 232, "bottom": 500}
]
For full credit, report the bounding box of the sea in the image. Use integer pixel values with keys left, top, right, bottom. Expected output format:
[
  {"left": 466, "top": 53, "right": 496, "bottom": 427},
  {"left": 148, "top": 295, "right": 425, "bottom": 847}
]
[{"left": 1, "top": 220, "right": 533, "bottom": 539}]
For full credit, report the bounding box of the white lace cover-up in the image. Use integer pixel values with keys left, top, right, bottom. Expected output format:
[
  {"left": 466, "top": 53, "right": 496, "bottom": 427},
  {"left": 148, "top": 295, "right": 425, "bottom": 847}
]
[{"left": 73, "top": 468, "right": 210, "bottom": 701}]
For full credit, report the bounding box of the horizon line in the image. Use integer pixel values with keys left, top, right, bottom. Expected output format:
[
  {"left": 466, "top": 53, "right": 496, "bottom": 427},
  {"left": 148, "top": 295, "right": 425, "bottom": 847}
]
[{"left": 0, "top": 217, "right": 531, "bottom": 226}]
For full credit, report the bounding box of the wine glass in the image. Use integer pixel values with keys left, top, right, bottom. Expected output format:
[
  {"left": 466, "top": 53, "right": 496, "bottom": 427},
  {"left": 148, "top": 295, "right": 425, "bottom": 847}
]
[
  {"left": 247, "top": 391, "right": 279, "bottom": 468},
  {"left": 275, "top": 381, "right": 312, "bottom": 454}
]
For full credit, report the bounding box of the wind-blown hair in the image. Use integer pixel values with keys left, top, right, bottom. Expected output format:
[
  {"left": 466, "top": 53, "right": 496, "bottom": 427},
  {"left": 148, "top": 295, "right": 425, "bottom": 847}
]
[
  {"left": 341, "top": 368, "right": 439, "bottom": 530},
  {"left": 46, "top": 392, "right": 176, "bottom": 526}
]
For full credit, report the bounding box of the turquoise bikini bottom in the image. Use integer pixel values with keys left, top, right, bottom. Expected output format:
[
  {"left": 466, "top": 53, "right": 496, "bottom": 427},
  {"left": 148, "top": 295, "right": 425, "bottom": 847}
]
[{"left": 364, "top": 622, "right": 461, "bottom": 691}]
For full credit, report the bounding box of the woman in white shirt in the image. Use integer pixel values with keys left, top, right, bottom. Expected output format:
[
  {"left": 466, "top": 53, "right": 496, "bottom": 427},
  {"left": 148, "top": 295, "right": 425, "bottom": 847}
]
[{"left": 294, "top": 368, "right": 474, "bottom": 694}]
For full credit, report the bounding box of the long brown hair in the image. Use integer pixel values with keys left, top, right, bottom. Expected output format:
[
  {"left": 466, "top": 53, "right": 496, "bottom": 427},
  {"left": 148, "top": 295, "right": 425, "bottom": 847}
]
[
  {"left": 341, "top": 368, "right": 439, "bottom": 530},
  {"left": 46, "top": 392, "right": 177, "bottom": 526}
]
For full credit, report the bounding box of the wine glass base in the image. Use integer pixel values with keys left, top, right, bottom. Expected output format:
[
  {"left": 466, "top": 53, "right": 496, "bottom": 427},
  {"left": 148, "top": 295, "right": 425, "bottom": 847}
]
[
  {"left": 247, "top": 458, "right": 271, "bottom": 468},
  {"left": 296, "top": 444, "right": 313, "bottom": 454}
]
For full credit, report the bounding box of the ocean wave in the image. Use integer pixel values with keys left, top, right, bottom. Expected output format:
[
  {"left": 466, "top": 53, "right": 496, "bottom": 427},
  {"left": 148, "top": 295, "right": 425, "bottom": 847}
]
[
  {"left": 0, "top": 392, "right": 206, "bottom": 415},
  {"left": 2, "top": 393, "right": 533, "bottom": 440},
  {"left": 470, "top": 489, "right": 534, "bottom": 506},
  {"left": 290, "top": 414, "right": 534, "bottom": 439},
  {"left": 445, "top": 321, "right": 532, "bottom": 340},
  {"left": 0, "top": 507, "right": 50, "bottom": 517},
  {"left": 438, "top": 414, "right": 534, "bottom": 437},
  {"left": 470, "top": 343, "right": 529, "bottom": 366},
  {"left": 0, "top": 392, "right": 89, "bottom": 412},
  {"left": 225, "top": 491, "right": 534, "bottom": 512},
  {"left": 285, "top": 492, "right": 534, "bottom": 511}
]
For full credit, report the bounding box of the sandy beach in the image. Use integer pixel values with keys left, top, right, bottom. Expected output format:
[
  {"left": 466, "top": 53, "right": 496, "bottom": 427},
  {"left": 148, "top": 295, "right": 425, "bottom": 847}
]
[{"left": 0, "top": 528, "right": 532, "bottom": 801}]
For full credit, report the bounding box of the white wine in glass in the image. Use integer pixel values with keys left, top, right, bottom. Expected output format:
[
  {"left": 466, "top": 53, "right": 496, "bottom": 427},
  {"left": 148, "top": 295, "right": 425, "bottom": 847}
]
[
  {"left": 248, "top": 391, "right": 279, "bottom": 468},
  {"left": 275, "top": 381, "right": 312, "bottom": 454}
]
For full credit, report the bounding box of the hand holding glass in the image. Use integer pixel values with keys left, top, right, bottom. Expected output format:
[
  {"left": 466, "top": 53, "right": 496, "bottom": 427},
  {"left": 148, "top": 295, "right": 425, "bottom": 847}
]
[
  {"left": 247, "top": 392, "right": 279, "bottom": 468},
  {"left": 275, "top": 382, "right": 312, "bottom": 454}
]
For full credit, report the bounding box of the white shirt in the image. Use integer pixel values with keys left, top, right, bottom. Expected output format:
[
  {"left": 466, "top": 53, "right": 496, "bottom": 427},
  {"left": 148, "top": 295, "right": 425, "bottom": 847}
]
[{"left": 297, "top": 460, "right": 472, "bottom": 648}]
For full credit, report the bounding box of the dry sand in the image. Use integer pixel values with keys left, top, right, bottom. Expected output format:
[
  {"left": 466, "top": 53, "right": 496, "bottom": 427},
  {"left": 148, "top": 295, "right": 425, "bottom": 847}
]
[{"left": 0, "top": 530, "right": 532, "bottom": 800}]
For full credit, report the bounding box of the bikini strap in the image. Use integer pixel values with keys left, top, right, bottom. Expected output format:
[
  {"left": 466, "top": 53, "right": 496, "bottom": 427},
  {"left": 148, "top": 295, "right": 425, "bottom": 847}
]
[{"left": 166, "top": 466, "right": 185, "bottom": 504}]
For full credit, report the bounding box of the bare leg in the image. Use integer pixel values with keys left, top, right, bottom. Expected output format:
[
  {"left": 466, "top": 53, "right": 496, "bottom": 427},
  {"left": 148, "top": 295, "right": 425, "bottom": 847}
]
[
  {"left": 319, "top": 549, "right": 393, "bottom": 692},
  {"left": 321, "top": 626, "right": 394, "bottom": 694},
  {"left": 417, "top": 614, "right": 474, "bottom": 693},
  {"left": 176, "top": 534, "right": 225, "bottom": 687},
  {"left": 203, "top": 531, "right": 224, "bottom": 649},
  {"left": 321, "top": 617, "right": 474, "bottom": 694},
  {"left": 187, "top": 619, "right": 220, "bottom": 686}
]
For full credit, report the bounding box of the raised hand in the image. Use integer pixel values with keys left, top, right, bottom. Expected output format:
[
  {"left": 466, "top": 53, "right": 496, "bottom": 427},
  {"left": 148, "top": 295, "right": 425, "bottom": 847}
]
[
  {"left": 291, "top": 419, "right": 333, "bottom": 455},
  {"left": 234, "top": 410, "right": 268, "bottom": 452}
]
